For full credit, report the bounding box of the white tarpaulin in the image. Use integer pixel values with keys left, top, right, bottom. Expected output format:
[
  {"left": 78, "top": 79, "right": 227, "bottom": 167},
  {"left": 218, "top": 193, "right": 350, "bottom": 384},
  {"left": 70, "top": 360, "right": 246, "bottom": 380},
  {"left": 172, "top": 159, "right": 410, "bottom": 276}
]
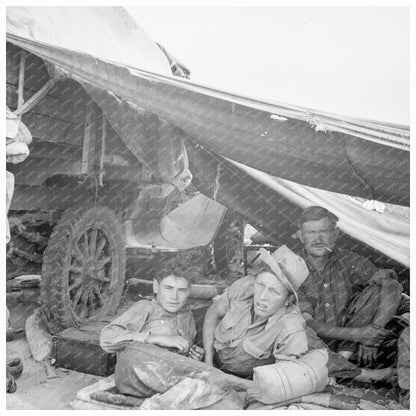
[
  {"left": 233, "top": 160, "right": 409, "bottom": 267},
  {"left": 6, "top": 6, "right": 172, "bottom": 75}
]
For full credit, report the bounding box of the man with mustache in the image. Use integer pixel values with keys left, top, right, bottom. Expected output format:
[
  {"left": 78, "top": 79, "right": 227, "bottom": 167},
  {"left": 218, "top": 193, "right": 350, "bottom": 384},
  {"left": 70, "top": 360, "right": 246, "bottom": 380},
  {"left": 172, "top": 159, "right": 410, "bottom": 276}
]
[{"left": 297, "top": 206, "right": 405, "bottom": 382}]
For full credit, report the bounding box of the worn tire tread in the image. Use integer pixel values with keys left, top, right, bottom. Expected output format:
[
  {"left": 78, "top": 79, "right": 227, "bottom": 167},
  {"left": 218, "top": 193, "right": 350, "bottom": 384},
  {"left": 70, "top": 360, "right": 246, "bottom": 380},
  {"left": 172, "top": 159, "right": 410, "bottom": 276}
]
[{"left": 40, "top": 203, "right": 125, "bottom": 333}]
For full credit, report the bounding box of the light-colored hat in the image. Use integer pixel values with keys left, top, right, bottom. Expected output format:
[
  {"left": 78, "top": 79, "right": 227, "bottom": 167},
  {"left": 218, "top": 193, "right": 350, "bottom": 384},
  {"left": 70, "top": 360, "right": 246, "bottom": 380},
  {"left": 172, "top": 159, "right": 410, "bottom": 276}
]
[{"left": 258, "top": 245, "right": 309, "bottom": 298}]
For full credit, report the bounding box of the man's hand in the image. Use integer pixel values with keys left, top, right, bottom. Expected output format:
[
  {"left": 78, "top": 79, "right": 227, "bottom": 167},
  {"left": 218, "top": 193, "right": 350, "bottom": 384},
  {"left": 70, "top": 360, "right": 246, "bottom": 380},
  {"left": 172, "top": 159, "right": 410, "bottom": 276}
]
[
  {"left": 354, "top": 324, "right": 387, "bottom": 347},
  {"left": 145, "top": 334, "right": 190, "bottom": 354},
  {"left": 358, "top": 344, "right": 378, "bottom": 367},
  {"left": 188, "top": 345, "right": 204, "bottom": 361}
]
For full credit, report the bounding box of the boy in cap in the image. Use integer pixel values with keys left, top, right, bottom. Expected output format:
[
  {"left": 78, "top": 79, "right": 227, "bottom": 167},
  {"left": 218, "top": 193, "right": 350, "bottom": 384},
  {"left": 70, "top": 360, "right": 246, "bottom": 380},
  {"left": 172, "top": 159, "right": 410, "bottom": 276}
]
[{"left": 203, "top": 245, "right": 309, "bottom": 378}]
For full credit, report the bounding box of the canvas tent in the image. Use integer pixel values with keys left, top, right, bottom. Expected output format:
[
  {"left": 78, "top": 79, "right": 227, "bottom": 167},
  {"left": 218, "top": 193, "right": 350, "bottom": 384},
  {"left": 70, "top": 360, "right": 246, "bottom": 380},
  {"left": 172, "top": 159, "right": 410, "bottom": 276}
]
[{"left": 6, "top": 6, "right": 410, "bottom": 268}]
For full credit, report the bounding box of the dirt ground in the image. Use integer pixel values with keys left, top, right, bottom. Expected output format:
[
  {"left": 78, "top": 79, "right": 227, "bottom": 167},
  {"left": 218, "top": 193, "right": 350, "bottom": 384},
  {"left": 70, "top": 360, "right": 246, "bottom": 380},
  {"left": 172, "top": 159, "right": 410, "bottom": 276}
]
[
  {"left": 6, "top": 284, "right": 103, "bottom": 410},
  {"left": 6, "top": 334, "right": 101, "bottom": 410}
]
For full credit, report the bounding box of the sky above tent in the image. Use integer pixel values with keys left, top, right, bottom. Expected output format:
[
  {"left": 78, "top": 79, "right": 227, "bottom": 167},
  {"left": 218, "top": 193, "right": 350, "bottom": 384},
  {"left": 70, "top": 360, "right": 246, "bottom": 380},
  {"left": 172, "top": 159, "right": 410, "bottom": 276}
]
[{"left": 127, "top": 6, "right": 409, "bottom": 125}]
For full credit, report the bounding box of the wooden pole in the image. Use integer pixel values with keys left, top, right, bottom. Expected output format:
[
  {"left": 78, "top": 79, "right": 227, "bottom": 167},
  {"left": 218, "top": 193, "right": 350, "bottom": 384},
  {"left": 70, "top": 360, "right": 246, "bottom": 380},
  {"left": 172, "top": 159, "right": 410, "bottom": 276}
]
[
  {"left": 82, "top": 101, "right": 97, "bottom": 175},
  {"left": 126, "top": 278, "right": 224, "bottom": 299},
  {"left": 99, "top": 113, "right": 107, "bottom": 186},
  {"left": 17, "top": 50, "right": 26, "bottom": 115}
]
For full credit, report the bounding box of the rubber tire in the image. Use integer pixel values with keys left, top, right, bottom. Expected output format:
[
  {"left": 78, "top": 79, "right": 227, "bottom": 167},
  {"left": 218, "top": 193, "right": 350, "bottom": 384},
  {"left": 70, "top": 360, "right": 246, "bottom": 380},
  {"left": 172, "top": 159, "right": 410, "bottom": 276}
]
[{"left": 40, "top": 203, "right": 126, "bottom": 334}]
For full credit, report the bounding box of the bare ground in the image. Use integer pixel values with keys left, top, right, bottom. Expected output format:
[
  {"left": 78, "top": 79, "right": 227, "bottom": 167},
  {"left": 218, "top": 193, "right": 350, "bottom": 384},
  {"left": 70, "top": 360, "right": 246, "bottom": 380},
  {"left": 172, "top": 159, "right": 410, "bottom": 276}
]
[{"left": 6, "top": 333, "right": 101, "bottom": 410}]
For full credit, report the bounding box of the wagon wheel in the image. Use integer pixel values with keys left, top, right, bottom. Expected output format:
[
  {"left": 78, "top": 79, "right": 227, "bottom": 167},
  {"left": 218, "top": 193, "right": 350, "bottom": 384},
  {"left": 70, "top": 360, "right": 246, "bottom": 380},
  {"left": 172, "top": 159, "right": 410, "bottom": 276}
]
[
  {"left": 213, "top": 210, "right": 245, "bottom": 275},
  {"left": 40, "top": 203, "right": 126, "bottom": 333}
]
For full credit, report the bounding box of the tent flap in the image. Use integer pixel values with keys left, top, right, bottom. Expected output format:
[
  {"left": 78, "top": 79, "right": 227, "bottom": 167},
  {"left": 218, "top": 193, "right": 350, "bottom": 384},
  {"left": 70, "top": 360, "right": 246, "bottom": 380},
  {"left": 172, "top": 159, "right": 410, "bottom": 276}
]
[
  {"left": 6, "top": 30, "right": 410, "bottom": 206},
  {"left": 186, "top": 143, "right": 409, "bottom": 268},
  {"left": 125, "top": 193, "right": 226, "bottom": 251}
]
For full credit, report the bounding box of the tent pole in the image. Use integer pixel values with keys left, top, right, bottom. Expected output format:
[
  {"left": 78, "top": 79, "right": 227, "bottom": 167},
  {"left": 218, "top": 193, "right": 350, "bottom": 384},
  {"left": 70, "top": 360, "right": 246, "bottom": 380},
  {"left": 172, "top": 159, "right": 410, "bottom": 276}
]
[{"left": 17, "top": 50, "right": 26, "bottom": 116}]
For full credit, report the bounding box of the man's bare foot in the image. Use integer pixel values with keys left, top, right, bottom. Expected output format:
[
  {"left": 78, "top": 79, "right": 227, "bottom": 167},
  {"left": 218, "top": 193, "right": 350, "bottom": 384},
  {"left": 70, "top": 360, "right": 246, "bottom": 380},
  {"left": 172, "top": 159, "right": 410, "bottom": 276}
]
[{"left": 354, "top": 367, "right": 397, "bottom": 383}]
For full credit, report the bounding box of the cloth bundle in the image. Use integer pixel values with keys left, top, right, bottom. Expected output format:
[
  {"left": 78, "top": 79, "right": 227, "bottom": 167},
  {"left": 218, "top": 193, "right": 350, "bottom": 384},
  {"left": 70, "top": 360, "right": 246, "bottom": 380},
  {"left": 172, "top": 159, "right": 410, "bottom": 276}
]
[{"left": 252, "top": 348, "right": 329, "bottom": 404}]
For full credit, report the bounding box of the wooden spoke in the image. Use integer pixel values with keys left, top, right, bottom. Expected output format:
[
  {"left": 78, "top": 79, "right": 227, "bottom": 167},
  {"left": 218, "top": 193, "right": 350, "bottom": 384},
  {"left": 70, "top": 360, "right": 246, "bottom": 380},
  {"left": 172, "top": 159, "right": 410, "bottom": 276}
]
[
  {"left": 96, "top": 256, "right": 111, "bottom": 270},
  {"left": 69, "top": 265, "right": 83, "bottom": 274},
  {"left": 82, "top": 233, "right": 89, "bottom": 257},
  {"left": 95, "top": 236, "right": 107, "bottom": 258},
  {"left": 72, "top": 286, "right": 85, "bottom": 308},
  {"left": 95, "top": 269, "right": 110, "bottom": 283},
  {"left": 88, "top": 291, "right": 95, "bottom": 312},
  {"left": 68, "top": 279, "right": 82, "bottom": 292},
  {"left": 89, "top": 229, "right": 98, "bottom": 260},
  {"left": 73, "top": 244, "right": 85, "bottom": 263}
]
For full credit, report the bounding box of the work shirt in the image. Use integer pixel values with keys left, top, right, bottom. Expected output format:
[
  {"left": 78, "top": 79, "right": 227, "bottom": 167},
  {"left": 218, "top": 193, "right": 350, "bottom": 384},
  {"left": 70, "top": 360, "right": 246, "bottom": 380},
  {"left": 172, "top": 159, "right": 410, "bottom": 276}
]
[
  {"left": 100, "top": 299, "right": 196, "bottom": 353},
  {"left": 214, "top": 276, "right": 308, "bottom": 376},
  {"left": 298, "top": 249, "right": 377, "bottom": 327}
]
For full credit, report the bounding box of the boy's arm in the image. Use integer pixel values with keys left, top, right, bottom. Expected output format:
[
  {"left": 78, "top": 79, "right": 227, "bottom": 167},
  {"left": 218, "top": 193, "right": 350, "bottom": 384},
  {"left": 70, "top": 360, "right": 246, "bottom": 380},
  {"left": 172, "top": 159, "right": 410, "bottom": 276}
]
[
  {"left": 202, "top": 296, "right": 229, "bottom": 366},
  {"left": 144, "top": 333, "right": 191, "bottom": 354},
  {"left": 303, "top": 313, "right": 386, "bottom": 346},
  {"left": 100, "top": 303, "right": 149, "bottom": 353}
]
